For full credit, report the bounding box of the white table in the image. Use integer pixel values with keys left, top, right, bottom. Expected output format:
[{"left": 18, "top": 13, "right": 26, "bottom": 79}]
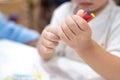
[
  {"left": 0, "top": 39, "right": 105, "bottom": 80},
  {"left": 0, "top": 39, "right": 49, "bottom": 80}
]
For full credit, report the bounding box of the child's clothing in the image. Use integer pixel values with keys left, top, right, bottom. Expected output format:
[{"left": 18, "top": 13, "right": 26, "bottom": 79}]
[
  {"left": 50, "top": 0, "right": 120, "bottom": 61},
  {"left": 0, "top": 12, "right": 39, "bottom": 43}
]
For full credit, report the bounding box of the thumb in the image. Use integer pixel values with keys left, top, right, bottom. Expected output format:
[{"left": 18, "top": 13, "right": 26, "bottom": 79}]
[{"left": 76, "top": 9, "right": 84, "bottom": 17}]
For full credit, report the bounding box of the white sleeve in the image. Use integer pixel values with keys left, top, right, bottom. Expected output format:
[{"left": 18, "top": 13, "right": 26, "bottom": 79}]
[
  {"left": 50, "top": 2, "right": 71, "bottom": 27},
  {"left": 50, "top": 11, "right": 60, "bottom": 27},
  {"left": 50, "top": 5, "right": 65, "bottom": 27},
  {"left": 106, "top": 15, "right": 120, "bottom": 57}
]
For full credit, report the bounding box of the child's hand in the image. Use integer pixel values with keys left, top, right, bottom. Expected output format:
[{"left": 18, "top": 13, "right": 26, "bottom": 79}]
[
  {"left": 58, "top": 10, "right": 93, "bottom": 53},
  {"left": 37, "top": 26, "right": 60, "bottom": 60}
]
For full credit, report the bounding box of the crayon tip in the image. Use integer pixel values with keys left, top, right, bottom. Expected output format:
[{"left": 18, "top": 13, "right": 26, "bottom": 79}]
[
  {"left": 86, "top": 10, "right": 91, "bottom": 15},
  {"left": 91, "top": 13, "right": 95, "bottom": 18}
]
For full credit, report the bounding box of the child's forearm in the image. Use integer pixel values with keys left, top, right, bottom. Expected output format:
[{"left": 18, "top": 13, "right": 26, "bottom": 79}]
[{"left": 77, "top": 40, "right": 120, "bottom": 80}]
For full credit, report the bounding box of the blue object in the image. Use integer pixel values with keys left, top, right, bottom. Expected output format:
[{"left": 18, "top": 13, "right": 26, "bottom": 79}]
[
  {"left": 86, "top": 10, "right": 91, "bottom": 15},
  {"left": 0, "top": 12, "right": 39, "bottom": 43},
  {"left": 13, "top": 74, "right": 37, "bottom": 80},
  {"left": 9, "top": 13, "right": 19, "bottom": 22}
]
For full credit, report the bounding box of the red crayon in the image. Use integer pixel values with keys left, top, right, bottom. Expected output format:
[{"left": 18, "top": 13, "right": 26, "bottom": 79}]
[{"left": 82, "top": 10, "right": 95, "bottom": 22}]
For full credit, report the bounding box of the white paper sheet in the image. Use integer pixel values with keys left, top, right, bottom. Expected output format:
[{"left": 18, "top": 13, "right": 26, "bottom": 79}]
[
  {"left": 42, "top": 57, "right": 105, "bottom": 80},
  {"left": 0, "top": 39, "right": 49, "bottom": 80}
]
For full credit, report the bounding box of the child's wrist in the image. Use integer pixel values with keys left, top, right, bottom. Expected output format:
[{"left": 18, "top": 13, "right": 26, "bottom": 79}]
[{"left": 76, "top": 40, "right": 95, "bottom": 56}]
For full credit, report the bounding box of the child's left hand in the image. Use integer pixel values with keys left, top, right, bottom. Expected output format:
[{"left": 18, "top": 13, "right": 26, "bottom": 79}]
[{"left": 58, "top": 10, "right": 93, "bottom": 53}]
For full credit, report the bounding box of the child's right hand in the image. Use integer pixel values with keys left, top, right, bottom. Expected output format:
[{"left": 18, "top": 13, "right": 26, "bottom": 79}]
[
  {"left": 58, "top": 10, "right": 93, "bottom": 54},
  {"left": 37, "top": 26, "right": 60, "bottom": 60}
]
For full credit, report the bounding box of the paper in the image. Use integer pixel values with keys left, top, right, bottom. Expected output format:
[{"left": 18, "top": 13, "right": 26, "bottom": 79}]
[
  {"left": 0, "top": 39, "right": 49, "bottom": 80},
  {"left": 42, "top": 57, "right": 105, "bottom": 80}
]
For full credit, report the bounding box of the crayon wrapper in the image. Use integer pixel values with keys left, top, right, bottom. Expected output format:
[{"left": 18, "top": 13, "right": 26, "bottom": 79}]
[{"left": 82, "top": 11, "right": 95, "bottom": 22}]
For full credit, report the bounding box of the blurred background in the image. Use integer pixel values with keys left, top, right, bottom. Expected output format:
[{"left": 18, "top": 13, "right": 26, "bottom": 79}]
[{"left": 0, "top": 0, "right": 70, "bottom": 33}]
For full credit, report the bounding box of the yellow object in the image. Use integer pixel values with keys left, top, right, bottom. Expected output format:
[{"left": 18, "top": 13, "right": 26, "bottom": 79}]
[{"left": 91, "top": 13, "right": 95, "bottom": 18}]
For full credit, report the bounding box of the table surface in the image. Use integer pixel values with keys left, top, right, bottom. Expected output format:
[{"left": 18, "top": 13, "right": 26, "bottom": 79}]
[
  {"left": 0, "top": 39, "right": 49, "bottom": 80},
  {"left": 0, "top": 39, "right": 104, "bottom": 80}
]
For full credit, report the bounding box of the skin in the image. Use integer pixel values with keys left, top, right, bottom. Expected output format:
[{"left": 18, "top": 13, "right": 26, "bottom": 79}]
[
  {"left": 37, "top": 26, "right": 60, "bottom": 60},
  {"left": 37, "top": 0, "right": 120, "bottom": 79},
  {"left": 27, "top": 40, "right": 39, "bottom": 47}
]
